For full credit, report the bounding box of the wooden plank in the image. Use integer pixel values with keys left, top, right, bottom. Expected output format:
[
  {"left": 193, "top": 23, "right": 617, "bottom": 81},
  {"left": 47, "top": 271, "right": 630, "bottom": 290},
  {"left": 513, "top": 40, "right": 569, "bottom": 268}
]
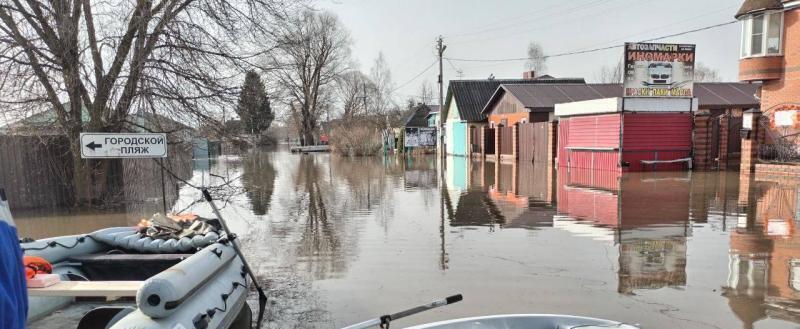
[{"left": 28, "top": 281, "right": 142, "bottom": 298}]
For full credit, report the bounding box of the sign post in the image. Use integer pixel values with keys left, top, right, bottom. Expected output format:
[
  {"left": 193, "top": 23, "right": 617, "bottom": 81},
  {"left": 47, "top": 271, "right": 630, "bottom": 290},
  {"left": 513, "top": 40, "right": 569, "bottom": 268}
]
[{"left": 80, "top": 133, "right": 169, "bottom": 213}]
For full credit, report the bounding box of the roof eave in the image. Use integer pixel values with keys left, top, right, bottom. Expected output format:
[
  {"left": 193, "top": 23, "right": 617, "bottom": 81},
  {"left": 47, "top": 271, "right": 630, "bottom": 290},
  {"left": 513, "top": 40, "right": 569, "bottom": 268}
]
[{"left": 480, "top": 86, "right": 508, "bottom": 115}]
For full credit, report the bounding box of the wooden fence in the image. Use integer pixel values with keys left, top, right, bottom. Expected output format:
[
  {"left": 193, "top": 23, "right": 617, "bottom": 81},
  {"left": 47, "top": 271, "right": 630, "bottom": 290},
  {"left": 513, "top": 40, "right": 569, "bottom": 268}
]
[
  {"left": 0, "top": 135, "right": 193, "bottom": 212},
  {"left": 0, "top": 135, "right": 74, "bottom": 210}
]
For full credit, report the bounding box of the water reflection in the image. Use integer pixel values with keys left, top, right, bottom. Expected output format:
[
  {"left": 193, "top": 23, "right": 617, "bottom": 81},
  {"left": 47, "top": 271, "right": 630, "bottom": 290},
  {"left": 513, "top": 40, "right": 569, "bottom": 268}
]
[
  {"left": 242, "top": 152, "right": 277, "bottom": 216},
  {"left": 12, "top": 150, "right": 800, "bottom": 328},
  {"left": 725, "top": 175, "right": 800, "bottom": 329}
]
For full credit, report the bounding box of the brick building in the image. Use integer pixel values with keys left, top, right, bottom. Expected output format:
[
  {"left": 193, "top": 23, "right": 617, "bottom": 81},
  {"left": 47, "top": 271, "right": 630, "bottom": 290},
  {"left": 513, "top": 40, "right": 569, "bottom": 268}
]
[{"left": 737, "top": 0, "right": 800, "bottom": 142}]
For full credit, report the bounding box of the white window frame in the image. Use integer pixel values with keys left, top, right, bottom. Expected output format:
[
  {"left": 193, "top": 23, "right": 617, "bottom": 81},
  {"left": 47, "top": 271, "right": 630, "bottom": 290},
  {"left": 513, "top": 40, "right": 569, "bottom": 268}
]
[{"left": 741, "top": 11, "right": 785, "bottom": 58}]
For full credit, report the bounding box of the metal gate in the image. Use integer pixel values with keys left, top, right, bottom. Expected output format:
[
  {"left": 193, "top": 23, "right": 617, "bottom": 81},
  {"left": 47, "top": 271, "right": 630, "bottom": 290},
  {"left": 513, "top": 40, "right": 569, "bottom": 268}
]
[
  {"left": 518, "top": 123, "right": 535, "bottom": 162},
  {"left": 710, "top": 118, "right": 720, "bottom": 162},
  {"left": 470, "top": 126, "right": 482, "bottom": 153},
  {"left": 518, "top": 123, "right": 549, "bottom": 162},
  {"left": 727, "top": 116, "right": 742, "bottom": 154},
  {"left": 533, "top": 122, "right": 549, "bottom": 162},
  {"left": 499, "top": 126, "right": 514, "bottom": 155},
  {"left": 484, "top": 128, "right": 495, "bottom": 155},
  {"left": 452, "top": 121, "right": 467, "bottom": 156}
]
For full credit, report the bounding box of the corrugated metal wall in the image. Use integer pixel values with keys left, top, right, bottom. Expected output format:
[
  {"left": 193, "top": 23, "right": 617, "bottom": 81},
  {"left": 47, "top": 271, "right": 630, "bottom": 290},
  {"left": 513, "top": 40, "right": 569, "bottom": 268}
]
[
  {"left": 621, "top": 113, "right": 692, "bottom": 171},
  {"left": 558, "top": 112, "right": 692, "bottom": 172},
  {"left": 568, "top": 150, "right": 620, "bottom": 171},
  {"left": 567, "top": 114, "right": 621, "bottom": 149}
]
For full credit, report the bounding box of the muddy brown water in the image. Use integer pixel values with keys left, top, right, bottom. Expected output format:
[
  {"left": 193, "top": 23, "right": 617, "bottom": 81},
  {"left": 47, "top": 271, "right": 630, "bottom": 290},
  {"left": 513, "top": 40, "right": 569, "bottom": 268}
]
[{"left": 14, "top": 149, "right": 800, "bottom": 329}]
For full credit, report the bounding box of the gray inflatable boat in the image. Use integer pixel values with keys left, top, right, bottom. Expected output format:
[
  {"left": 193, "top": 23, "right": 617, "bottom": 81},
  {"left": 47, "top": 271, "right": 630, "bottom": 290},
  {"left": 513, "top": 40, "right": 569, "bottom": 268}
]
[{"left": 23, "top": 226, "right": 252, "bottom": 329}]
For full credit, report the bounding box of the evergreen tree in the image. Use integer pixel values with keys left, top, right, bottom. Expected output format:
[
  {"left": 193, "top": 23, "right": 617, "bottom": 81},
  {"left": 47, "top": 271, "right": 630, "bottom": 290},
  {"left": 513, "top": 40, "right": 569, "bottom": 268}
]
[{"left": 236, "top": 71, "right": 274, "bottom": 138}]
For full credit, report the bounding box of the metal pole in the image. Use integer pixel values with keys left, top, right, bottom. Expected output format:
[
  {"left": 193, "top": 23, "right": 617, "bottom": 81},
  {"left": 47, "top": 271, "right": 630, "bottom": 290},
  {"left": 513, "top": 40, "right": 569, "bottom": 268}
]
[
  {"left": 202, "top": 190, "right": 268, "bottom": 328},
  {"left": 160, "top": 158, "right": 167, "bottom": 214},
  {"left": 341, "top": 294, "right": 462, "bottom": 329},
  {"left": 437, "top": 36, "right": 446, "bottom": 157}
]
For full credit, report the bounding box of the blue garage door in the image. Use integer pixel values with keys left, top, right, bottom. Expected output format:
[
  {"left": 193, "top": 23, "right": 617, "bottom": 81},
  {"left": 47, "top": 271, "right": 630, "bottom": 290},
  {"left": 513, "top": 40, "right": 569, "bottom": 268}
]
[{"left": 452, "top": 121, "right": 467, "bottom": 156}]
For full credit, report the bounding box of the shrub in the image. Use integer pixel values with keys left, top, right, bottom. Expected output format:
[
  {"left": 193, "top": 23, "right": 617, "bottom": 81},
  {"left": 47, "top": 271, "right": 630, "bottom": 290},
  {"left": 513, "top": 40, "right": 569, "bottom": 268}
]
[{"left": 330, "top": 123, "right": 383, "bottom": 156}]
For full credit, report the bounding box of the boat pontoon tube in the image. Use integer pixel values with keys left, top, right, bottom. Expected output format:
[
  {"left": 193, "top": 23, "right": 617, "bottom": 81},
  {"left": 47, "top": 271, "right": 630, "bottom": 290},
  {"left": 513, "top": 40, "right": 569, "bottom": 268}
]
[
  {"left": 22, "top": 227, "right": 133, "bottom": 263},
  {"left": 136, "top": 242, "right": 236, "bottom": 318},
  {"left": 91, "top": 229, "right": 220, "bottom": 253},
  {"left": 111, "top": 258, "right": 248, "bottom": 329}
]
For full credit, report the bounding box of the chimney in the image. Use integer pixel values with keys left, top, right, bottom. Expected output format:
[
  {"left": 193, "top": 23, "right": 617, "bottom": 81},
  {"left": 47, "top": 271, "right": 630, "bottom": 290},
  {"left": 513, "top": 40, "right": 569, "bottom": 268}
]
[{"left": 523, "top": 71, "right": 536, "bottom": 80}]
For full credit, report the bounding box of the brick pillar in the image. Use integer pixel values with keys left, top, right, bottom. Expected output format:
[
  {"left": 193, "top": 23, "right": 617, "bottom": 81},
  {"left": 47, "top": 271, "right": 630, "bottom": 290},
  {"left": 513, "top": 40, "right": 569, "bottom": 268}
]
[
  {"left": 495, "top": 127, "right": 501, "bottom": 161},
  {"left": 511, "top": 161, "right": 518, "bottom": 195},
  {"left": 692, "top": 113, "right": 711, "bottom": 170},
  {"left": 512, "top": 124, "right": 519, "bottom": 160},
  {"left": 480, "top": 126, "right": 487, "bottom": 158},
  {"left": 466, "top": 126, "right": 473, "bottom": 158},
  {"left": 547, "top": 122, "right": 557, "bottom": 165},
  {"left": 740, "top": 109, "right": 761, "bottom": 174},
  {"left": 718, "top": 115, "right": 729, "bottom": 170}
]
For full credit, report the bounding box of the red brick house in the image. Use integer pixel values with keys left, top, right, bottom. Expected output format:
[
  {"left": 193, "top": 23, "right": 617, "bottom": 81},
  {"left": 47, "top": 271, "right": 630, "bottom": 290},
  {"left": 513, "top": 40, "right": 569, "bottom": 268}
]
[{"left": 737, "top": 0, "right": 800, "bottom": 147}]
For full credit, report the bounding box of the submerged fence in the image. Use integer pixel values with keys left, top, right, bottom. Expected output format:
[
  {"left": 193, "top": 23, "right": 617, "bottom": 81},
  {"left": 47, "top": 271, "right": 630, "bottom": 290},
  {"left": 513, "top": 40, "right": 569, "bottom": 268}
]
[
  {"left": 0, "top": 134, "right": 193, "bottom": 212},
  {"left": 0, "top": 135, "right": 74, "bottom": 210}
]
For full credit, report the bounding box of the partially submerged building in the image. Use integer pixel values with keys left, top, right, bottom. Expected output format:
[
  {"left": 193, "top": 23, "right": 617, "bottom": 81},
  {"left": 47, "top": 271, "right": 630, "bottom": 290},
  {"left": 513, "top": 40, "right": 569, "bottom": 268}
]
[
  {"left": 441, "top": 74, "right": 585, "bottom": 157},
  {"left": 736, "top": 0, "right": 800, "bottom": 175}
]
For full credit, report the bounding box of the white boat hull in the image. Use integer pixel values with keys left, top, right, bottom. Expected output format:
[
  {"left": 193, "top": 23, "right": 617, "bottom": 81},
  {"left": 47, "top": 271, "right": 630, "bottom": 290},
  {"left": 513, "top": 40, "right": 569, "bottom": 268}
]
[{"left": 404, "top": 314, "right": 641, "bottom": 329}]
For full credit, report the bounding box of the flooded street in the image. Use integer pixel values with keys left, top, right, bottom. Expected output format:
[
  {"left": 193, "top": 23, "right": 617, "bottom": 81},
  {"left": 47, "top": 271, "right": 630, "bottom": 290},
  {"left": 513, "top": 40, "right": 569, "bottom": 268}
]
[{"left": 15, "top": 149, "right": 800, "bottom": 329}]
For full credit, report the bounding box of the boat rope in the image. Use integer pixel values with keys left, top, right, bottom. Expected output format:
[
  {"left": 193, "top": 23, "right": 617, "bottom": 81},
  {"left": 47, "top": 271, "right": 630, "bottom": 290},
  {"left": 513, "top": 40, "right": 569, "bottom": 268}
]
[
  {"left": 192, "top": 265, "right": 248, "bottom": 329},
  {"left": 21, "top": 235, "right": 96, "bottom": 252}
]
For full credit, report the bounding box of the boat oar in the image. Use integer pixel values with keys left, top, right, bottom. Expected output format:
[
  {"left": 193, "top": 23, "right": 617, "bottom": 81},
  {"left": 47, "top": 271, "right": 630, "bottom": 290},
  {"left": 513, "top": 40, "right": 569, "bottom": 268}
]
[
  {"left": 341, "top": 294, "right": 463, "bottom": 329},
  {"left": 202, "top": 189, "right": 268, "bottom": 329}
]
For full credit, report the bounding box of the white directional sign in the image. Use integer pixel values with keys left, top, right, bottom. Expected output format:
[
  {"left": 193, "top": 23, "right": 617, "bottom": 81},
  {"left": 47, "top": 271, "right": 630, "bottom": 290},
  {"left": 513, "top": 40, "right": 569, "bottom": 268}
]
[{"left": 80, "top": 133, "right": 168, "bottom": 159}]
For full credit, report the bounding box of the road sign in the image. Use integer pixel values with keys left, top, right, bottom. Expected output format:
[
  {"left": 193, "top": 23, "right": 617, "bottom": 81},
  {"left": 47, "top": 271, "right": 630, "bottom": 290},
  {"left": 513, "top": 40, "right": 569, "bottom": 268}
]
[{"left": 80, "top": 133, "right": 168, "bottom": 159}]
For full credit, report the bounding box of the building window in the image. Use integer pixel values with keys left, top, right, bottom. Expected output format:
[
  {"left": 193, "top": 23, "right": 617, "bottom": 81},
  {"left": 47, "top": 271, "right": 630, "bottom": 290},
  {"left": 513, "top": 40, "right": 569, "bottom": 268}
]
[
  {"left": 792, "top": 260, "right": 800, "bottom": 292},
  {"left": 741, "top": 12, "right": 783, "bottom": 57}
]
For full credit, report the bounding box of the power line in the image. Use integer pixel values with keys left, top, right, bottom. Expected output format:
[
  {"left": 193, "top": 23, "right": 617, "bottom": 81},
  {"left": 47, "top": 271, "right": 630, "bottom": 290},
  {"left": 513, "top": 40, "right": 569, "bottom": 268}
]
[
  {"left": 445, "top": 20, "right": 738, "bottom": 63},
  {"left": 391, "top": 59, "right": 438, "bottom": 92},
  {"left": 570, "top": 4, "right": 738, "bottom": 52},
  {"left": 446, "top": 0, "right": 603, "bottom": 39}
]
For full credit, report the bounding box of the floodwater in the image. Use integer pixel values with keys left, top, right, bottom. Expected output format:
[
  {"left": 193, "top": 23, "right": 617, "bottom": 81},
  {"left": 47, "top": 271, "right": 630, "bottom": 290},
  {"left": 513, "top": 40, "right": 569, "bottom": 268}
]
[{"left": 14, "top": 149, "right": 800, "bottom": 329}]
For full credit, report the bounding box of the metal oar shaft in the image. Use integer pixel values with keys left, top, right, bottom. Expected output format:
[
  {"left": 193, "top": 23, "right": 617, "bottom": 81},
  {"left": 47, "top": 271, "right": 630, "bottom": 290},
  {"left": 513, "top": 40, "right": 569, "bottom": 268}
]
[
  {"left": 342, "top": 294, "right": 463, "bottom": 329},
  {"left": 202, "top": 189, "right": 268, "bottom": 328}
]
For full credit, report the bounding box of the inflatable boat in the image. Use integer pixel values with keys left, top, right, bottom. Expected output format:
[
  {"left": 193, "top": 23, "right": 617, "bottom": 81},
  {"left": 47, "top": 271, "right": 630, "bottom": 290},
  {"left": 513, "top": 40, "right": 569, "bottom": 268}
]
[
  {"left": 405, "top": 314, "right": 641, "bottom": 329},
  {"left": 23, "top": 225, "right": 253, "bottom": 329},
  {"left": 341, "top": 295, "right": 641, "bottom": 329}
]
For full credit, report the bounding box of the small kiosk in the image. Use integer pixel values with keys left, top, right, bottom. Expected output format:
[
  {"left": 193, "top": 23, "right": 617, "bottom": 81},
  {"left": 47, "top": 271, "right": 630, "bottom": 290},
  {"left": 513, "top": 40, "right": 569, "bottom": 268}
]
[{"left": 555, "top": 42, "right": 698, "bottom": 172}]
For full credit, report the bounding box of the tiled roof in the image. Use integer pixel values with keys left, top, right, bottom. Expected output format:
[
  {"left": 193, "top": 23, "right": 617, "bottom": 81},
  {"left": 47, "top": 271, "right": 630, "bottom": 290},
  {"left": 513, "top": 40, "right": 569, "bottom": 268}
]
[
  {"left": 444, "top": 77, "right": 586, "bottom": 122},
  {"left": 735, "top": 0, "right": 785, "bottom": 18},
  {"left": 483, "top": 84, "right": 622, "bottom": 113},
  {"left": 404, "top": 104, "right": 432, "bottom": 127},
  {"left": 693, "top": 83, "right": 760, "bottom": 109},
  {"left": 483, "top": 82, "right": 760, "bottom": 114}
]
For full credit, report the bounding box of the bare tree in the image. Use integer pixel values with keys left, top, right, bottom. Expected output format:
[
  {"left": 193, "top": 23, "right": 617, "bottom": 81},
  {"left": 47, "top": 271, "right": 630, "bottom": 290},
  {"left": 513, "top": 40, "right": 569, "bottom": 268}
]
[
  {"left": 694, "top": 62, "right": 722, "bottom": 82},
  {"left": 525, "top": 42, "right": 547, "bottom": 74},
  {"left": 271, "top": 9, "right": 351, "bottom": 145},
  {"left": 0, "top": 0, "right": 295, "bottom": 203},
  {"left": 595, "top": 60, "right": 624, "bottom": 83},
  {"left": 418, "top": 80, "right": 433, "bottom": 105},
  {"left": 368, "top": 52, "right": 394, "bottom": 115},
  {"left": 336, "top": 70, "right": 374, "bottom": 119}
]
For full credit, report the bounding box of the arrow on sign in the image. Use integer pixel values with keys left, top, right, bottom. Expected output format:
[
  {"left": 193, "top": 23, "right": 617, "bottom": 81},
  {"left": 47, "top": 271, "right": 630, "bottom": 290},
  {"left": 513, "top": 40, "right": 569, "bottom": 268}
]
[{"left": 86, "top": 141, "right": 103, "bottom": 151}]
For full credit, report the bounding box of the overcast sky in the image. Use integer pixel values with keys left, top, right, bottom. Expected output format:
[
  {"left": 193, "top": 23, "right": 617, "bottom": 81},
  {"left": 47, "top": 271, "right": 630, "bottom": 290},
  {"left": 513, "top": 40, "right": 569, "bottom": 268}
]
[{"left": 317, "top": 0, "right": 744, "bottom": 103}]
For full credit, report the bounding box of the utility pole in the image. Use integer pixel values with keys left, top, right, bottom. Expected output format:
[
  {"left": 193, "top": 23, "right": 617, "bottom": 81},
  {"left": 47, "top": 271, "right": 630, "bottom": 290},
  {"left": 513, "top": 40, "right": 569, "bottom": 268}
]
[{"left": 436, "top": 36, "right": 446, "bottom": 156}]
